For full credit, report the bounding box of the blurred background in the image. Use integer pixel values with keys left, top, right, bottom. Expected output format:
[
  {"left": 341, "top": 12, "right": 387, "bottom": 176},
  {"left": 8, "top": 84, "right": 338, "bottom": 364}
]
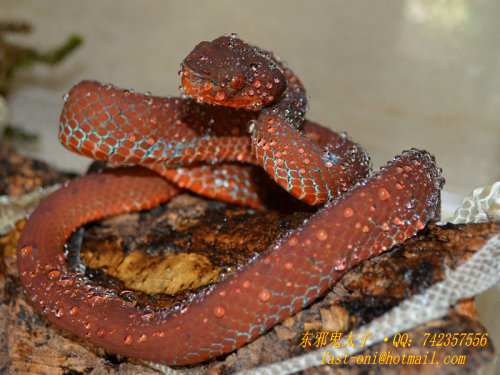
[{"left": 2, "top": 0, "right": 499, "bottom": 373}]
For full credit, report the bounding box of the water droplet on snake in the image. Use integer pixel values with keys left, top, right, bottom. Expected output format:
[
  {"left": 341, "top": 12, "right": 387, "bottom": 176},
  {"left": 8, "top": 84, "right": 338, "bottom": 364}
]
[
  {"left": 393, "top": 217, "right": 403, "bottom": 226},
  {"left": 343, "top": 207, "right": 354, "bottom": 218},
  {"left": 215, "top": 90, "right": 226, "bottom": 101},
  {"left": 316, "top": 229, "right": 328, "bottom": 241},
  {"left": 47, "top": 270, "right": 60, "bottom": 280},
  {"left": 335, "top": 260, "right": 346, "bottom": 271},
  {"left": 141, "top": 306, "right": 155, "bottom": 321},
  {"left": 97, "top": 328, "right": 107, "bottom": 337},
  {"left": 258, "top": 289, "right": 271, "bottom": 302},
  {"left": 377, "top": 188, "right": 390, "bottom": 200},
  {"left": 203, "top": 82, "right": 212, "bottom": 91},
  {"left": 20, "top": 245, "right": 33, "bottom": 257},
  {"left": 416, "top": 220, "right": 425, "bottom": 230},
  {"left": 246, "top": 120, "right": 256, "bottom": 133},
  {"left": 213, "top": 305, "right": 226, "bottom": 318},
  {"left": 124, "top": 335, "right": 133, "bottom": 346},
  {"left": 58, "top": 276, "right": 73, "bottom": 287},
  {"left": 119, "top": 290, "right": 138, "bottom": 307}
]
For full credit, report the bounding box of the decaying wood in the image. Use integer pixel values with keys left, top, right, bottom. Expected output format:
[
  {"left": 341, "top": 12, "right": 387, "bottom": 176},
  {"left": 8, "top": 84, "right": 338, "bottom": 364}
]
[
  {"left": 0, "top": 141, "right": 75, "bottom": 196},
  {"left": 0, "top": 144, "right": 497, "bottom": 374}
]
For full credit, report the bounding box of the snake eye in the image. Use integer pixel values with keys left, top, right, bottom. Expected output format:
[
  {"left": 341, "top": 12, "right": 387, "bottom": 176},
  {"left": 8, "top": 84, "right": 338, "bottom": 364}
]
[{"left": 230, "top": 75, "right": 245, "bottom": 90}]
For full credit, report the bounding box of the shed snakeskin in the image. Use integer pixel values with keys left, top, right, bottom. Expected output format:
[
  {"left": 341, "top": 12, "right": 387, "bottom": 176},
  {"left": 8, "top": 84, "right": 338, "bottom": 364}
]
[{"left": 17, "top": 35, "right": 443, "bottom": 365}]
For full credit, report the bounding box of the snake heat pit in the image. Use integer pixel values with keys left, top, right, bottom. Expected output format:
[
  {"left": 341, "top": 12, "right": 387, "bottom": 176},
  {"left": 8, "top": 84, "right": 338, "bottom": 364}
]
[{"left": 17, "top": 36, "right": 443, "bottom": 365}]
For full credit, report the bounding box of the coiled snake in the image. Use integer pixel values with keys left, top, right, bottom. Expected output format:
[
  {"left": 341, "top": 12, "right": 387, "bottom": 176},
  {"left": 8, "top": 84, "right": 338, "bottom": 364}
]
[{"left": 17, "top": 35, "right": 443, "bottom": 365}]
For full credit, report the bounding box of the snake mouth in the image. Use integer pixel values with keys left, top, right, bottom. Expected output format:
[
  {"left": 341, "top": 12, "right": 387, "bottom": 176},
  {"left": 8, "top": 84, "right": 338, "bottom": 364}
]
[
  {"left": 180, "top": 64, "right": 232, "bottom": 102},
  {"left": 180, "top": 64, "right": 270, "bottom": 110},
  {"left": 180, "top": 64, "right": 257, "bottom": 109}
]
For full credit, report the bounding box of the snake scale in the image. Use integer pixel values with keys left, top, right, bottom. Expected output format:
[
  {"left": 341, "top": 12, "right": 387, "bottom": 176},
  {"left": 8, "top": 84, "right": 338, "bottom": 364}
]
[{"left": 17, "top": 35, "right": 443, "bottom": 365}]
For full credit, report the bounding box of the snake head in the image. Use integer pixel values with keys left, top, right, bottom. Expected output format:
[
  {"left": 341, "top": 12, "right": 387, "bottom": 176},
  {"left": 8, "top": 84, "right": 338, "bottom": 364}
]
[{"left": 181, "top": 35, "right": 286, "bottom": 110}]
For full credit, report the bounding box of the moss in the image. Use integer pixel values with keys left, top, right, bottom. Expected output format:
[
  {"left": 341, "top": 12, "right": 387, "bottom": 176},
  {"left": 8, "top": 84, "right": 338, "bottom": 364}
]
[{"left": 0, "top": 19, "right": 83, "bottom": 96}]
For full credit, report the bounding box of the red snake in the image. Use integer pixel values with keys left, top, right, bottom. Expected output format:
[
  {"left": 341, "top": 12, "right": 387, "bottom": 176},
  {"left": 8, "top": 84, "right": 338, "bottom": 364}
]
[{"left": 17, "top": 36, "right": 443, "bottom": 365}]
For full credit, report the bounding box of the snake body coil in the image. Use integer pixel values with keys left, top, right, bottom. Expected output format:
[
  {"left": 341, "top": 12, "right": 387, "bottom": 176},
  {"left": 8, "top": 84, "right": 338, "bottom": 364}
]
[{"left": 17, "top": 36, "right": 443, "bottom": 365}]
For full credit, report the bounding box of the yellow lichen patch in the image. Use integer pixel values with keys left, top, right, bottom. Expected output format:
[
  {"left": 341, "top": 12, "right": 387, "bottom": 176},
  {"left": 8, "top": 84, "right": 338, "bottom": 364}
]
[{"left": 82, "top": 245, "right": 223, "bottom": 295}]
